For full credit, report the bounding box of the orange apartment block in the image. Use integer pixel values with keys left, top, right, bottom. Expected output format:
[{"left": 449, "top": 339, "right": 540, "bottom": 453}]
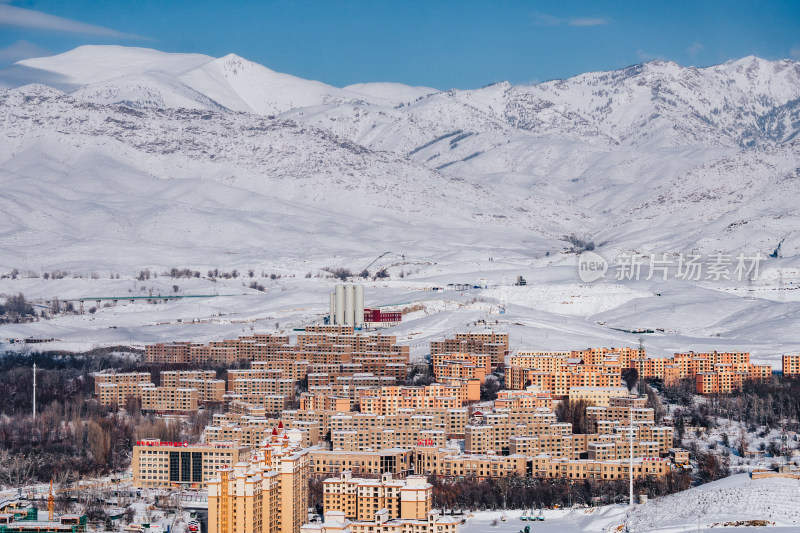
[
  {"left": 300, "top": 394, "right": 351, "bottom": 412},
  {"left": 179, "top": 378, "right": 226, "bottom": 403},
  {"left": 493, "top": 388, "right": 553, "bottom": 411},
  {"left": 432, "top": 353, "right": 490, "bottom": 384},
  {"left": 568, "top": 386, "right": 629, "bottom": 407},
  {"left": 252, "top": 360, "right": 310, "bottom": 381},
  {"left": 144, "top": 342, "right": 200, "bottom": 364},
  {"left": 783, "top": 354, "right": 800, "bottom": 377},
  {"left": 223, "top": 391, "right": 291, "bottom": 415},
  {"left": 305, "top": 325, "right": 355, "bottom": 334},
  {"left": 358, "top": 382, "right": 479, "bottom": 416},
  {"left": 631, "top": 351, "right": 771, "bottom": 393},
  {"left": 505, "top": 364, "right": 621, "bottom": 395},
  {"left": 431, "top": 333, "right": 509, "bottom": 370}
]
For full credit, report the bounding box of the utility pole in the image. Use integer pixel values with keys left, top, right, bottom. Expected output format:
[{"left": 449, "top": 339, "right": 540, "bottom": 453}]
[
  {"left": 630, "top": 379, "right": 638, "bottom": 508},
  {"left": 32, "top": 363, "right": 36, "bottom": 421}
]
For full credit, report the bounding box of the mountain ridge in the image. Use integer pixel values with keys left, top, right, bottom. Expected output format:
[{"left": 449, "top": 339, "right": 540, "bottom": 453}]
[{"left": 0, "top": 46, "right": 799, "bottom": 271}]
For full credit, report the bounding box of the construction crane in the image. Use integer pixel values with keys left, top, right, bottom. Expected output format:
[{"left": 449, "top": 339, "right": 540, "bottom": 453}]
[
  {"left": 48, "top": 480, "right": 54, "bottom": 521},
  {"left": 361, "top": 251, "right": 392, "bottom": 274}
]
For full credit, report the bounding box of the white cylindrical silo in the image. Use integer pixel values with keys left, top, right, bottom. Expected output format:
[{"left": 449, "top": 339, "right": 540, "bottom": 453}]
[
  {"left": 329, "top": 292, "right": 336, "bottom": 324},
  {"left": 344, "top": 284, "right": 355, "bottom": 326},
  {"left": 335, "top": 284, "right": 345, "bottom": 325},
  {"left": 354, "top": 284, "right": 365, "bottom": 327}
]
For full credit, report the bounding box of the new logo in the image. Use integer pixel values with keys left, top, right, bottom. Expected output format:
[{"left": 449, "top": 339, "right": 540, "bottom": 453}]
[{"left": 578, "top": 251, "right": 608, "bottom": 282}]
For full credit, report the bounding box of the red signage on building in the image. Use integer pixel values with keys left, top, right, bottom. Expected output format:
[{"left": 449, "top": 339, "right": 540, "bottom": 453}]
[
  {"left": 136, "top": 441, "right": 189, "bottom": 447},
  {"left": 416, "top": 439, "right": 435, "bottom": 447}
]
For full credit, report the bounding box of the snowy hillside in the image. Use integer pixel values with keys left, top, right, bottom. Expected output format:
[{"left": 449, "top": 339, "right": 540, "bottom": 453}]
[
  {"left": 2, "top": 46, "right": 800, "bottom": 270},
  {"left": 458, "top": 474, "right": 800, "bottom": 533},
  {"left": 1, "top": 46, "right": 800, "bottom": 356}
]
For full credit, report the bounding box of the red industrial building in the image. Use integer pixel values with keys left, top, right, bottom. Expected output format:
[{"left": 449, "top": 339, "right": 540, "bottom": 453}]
[{"left": 363, "top": 308, "right": 402, "bottom": 325}]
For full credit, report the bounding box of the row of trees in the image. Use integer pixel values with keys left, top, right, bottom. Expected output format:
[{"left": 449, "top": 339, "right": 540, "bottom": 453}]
[
  {"left": 426, "top": 471, "right": 692, "bottom": 511},
  {"left": 0, "top": 293, "right": 35, "bottom": 323}
]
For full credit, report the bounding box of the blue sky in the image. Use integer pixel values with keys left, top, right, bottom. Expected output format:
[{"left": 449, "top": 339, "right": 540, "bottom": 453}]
[{"left": 0, "top": 0, "right": 798, "bottom": 89}]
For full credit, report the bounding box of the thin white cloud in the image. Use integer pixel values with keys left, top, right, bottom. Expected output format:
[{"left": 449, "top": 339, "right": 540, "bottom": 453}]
[
  {"left": 0, "top": 4, "right": 146, "bottom": 39},
  {"left": 687, "top": 42, "right": 704, "bottom": 57},
  {"left": 533, "top": 13, "right": 610, "bottom": 27},
  {"left": 0, "top": 40, "right": 51, "bottom": 64},
  {"left": 791, "top": 47, "right": 800, "bottom": 60},
  {"left": 568, "top": 17, "right": 610, "bottom": 27}
]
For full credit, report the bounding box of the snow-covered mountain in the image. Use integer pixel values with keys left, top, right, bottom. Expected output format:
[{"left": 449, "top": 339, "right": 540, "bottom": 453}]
[{"left": 1, "top": 45, "right": 799, "bottom": 272}]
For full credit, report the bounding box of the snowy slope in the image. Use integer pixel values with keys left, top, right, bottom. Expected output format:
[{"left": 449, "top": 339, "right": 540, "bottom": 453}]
[
  {"left": 458, "top": 474, "right": 800, "bottom": 533},
  {"left": 1, "top": 46, "right": 800, "bottom": 358}
]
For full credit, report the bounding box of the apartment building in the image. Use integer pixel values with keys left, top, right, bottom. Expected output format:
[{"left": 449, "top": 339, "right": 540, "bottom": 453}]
[
  {"left": 413, "top": 448, "right": 669, "bottom": 481},
  {"left": 331, "top": 427, "right": 447, "bottom": 452},
  {"left": 93, "top": 371, "right": 152, "bottom": 405},
  {"left": 96, "top": 381, "right": 154, "bottom": 407},
  {"left": 630, "top": 351, "right": 772, "bottom": 392},
  {"left": 322, "top": 471, "right": 431, "bottom": 521},
  {"left": 223, "top": 392, "right": 291, "bottom": 415},
  {"left": 568, "top": 386, "right": 629, "bottom": 407},
  {"left": 528, "top": 455, "right": 670, "bottom": 480},
  {"left": 326, "top": 409, "right": 470, "bottom": 439},
  {"left": 133, "top": 440, "right": 249, "bottom": 489},
  {"left": 358, "top": 382, "right": 479, "bottom": 416},
  {"left": 179, "top": 378, "right": 225, "bottom": 403},
  {"left": 208, "top": 435, "right": 310, "bottom": 533},
  {"left": 413, "top": 448, "right": 527, "bottom": 479},
  {"left": 304, "top": 471, "right": 457, "bottom": 533},
  {"left": 493, "top": 388, "right": 553, "bottom": 411},
  {"left": 300, "top": 394, "right": 352, "bottom": 412},
  {"left": 430, "top": 332, "right": 509, "bottom": 370},
  {"left": 309, "top": 449, "right": 413, "bottom": 478},
  {"left": 783, "top": 354, "right": 800, "bottom": 377},
  {"left": 505, "top": 364, "right": 621, "bottom": 395},
  {"left": 141, "top": 387, "right": 199, "bottom": 413},
  {"left": 160, "top": 370, "right": 216, "bottom": 387},
  {"left": 144, "top": 342, "right": 201, "bottom": 364}
]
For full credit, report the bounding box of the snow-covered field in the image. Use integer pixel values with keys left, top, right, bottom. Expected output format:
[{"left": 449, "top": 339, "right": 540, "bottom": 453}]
[
  {"left": 2, "top": 263, "right": 800, "bottom": 367},
  {"left": 460, "top": 474, "right": 800, "bottom": 533}
]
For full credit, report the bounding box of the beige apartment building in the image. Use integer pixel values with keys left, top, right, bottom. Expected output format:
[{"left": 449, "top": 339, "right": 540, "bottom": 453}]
[
  {"left": 141, "top": 386, "right": 199, "bottom": 413},
  {"left": 309, "top": 449, "right": 413, "bottom": 478},
  {"left": 331, "top": 427, "right": 446, "bottom": 452},
  {"left": 208, "top": 436, "right": 310, "bottom": 533},
  {"left": 568, "top": 386, "right": 630, "bottom": 407},
  {"left": 133, "top": 440, "right": 249, "bottom": 489},
  {"left": 303, "top": 471, "right": 457, "bottom": 533},
  {"left": 323, "top": 471, "right": 431, "bottom": 521}
]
